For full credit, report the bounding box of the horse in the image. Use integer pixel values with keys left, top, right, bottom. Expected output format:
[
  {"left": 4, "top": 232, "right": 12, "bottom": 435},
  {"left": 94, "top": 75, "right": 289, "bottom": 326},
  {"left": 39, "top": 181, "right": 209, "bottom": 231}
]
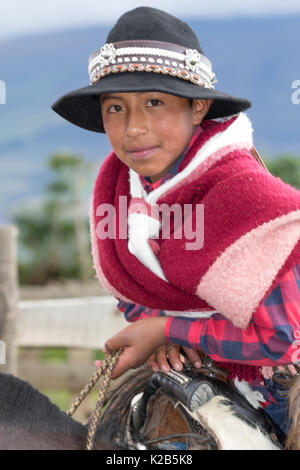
[
  {"left": 0, "top": 360, "right": 299, "bottom": 450},
  {"left": 0, "top": 372, "right": 122, "bottom": 450}
]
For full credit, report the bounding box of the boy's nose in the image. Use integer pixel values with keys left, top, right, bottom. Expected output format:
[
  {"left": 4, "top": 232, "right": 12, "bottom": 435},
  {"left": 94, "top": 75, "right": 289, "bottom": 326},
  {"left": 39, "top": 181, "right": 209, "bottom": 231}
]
[{"left": 125, "top": 110, "right": 147, "bottom": 138}]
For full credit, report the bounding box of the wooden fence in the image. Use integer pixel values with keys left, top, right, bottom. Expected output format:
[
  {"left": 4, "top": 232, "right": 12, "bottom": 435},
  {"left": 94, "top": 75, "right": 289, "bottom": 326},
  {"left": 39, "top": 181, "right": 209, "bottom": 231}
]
[
  {"left": 0, "top": 225, "right": 127, "bottom": 395},
  {"left": 0, "top": 225, "right": 18, "bottom": 375},
  {"left": 16, "top": 296, "right": 127, "bottom": 390}
]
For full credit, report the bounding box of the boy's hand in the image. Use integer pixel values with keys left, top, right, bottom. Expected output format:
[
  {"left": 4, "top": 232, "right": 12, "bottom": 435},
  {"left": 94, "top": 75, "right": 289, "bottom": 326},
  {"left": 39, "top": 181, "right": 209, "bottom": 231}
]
[
  {"left": 95, "top": 317, "right": 169, "bottom": 379},
  {"left": 148, "top": 344, "right": 202, "bottom": 373}
]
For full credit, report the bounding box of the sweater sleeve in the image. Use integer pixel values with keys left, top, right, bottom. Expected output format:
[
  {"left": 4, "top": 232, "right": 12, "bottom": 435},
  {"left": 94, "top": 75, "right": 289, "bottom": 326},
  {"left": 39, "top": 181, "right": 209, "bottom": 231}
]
[{"left": 116, "top": 298, "right": 166, "bottom": 322}]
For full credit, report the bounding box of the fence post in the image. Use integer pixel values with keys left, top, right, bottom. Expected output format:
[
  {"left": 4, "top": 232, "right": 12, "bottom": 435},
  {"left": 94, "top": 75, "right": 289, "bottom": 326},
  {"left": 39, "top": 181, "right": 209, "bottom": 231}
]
[{"left": 0, "top": 225, "right": 18, "bottom": 374}]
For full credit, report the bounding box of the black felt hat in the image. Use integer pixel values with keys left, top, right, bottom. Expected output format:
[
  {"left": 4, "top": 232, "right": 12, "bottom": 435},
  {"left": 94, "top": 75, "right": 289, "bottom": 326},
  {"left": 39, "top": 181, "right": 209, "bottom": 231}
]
[{"left": 51, "top": 7, "right": 251, "bottom": 133}]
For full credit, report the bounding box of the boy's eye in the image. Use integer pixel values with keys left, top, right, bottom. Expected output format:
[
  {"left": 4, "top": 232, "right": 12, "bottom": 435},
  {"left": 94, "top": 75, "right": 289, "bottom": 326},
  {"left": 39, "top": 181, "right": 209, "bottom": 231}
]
[
  {"left": 107, "top": 104, "right": 123, "bottom": 113},
  {"left": 147, "top": 99, "right": 162, "bottom": 107}
]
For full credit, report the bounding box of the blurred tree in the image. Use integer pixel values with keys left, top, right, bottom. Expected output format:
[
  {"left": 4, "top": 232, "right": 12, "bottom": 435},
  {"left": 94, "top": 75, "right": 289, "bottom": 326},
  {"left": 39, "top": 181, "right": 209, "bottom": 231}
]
[
  {"left": 14, "top": 152, "right": 94, "bottom": 285},
  {"left": 47, "top": 153, "right": 92, "bottom": 281},
  {"left": 265, "top": 154, "right": 300, "bottom": 189}
]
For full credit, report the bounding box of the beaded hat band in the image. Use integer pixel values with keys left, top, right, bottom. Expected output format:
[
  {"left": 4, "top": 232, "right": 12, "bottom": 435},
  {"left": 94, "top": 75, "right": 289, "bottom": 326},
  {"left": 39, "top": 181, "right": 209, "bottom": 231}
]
[{"left": 88, "top": 40, "right": 217, "bottom": 89}]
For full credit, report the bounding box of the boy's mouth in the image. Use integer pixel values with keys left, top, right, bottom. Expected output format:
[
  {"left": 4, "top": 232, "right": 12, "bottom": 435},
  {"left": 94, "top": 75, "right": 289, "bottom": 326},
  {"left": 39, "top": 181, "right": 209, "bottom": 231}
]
[{"left": 127, "top": 146, "right": 159, "bottom": 160}]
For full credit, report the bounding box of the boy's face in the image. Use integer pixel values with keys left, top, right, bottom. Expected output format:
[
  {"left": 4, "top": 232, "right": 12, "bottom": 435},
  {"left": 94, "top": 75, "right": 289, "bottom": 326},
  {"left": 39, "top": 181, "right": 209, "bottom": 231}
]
[{"left": 100, "top": 92, "right": 212, "bottom": 183}]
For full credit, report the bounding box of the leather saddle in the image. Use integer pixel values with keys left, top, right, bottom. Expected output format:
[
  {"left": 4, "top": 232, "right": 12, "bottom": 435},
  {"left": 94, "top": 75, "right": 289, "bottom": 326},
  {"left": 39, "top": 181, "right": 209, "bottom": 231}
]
[{"left": 130, "top": 360, "right": 286, "bottom": 449}]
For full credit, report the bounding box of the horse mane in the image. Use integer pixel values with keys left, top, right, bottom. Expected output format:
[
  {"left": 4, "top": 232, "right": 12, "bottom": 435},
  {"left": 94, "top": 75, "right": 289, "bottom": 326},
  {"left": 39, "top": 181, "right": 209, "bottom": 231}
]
[
  {"left": 0, "top": 373, "right": 86, "bottom": 443},
  {"left": 0, "top": 372, "right": 133, "bottom": 449}
]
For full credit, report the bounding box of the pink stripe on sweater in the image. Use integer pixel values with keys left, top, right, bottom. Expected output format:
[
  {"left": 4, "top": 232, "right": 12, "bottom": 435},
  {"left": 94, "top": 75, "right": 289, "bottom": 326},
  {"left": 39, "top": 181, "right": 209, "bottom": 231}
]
[
  {"left": 89, "top": 192, "right": 134, "bottom": 303},
  {"left": 196, "top": 210, "right": 300, "bottom": 329},
  {"left": 169, "top": 143, "right": 252, "bottom": 192}
]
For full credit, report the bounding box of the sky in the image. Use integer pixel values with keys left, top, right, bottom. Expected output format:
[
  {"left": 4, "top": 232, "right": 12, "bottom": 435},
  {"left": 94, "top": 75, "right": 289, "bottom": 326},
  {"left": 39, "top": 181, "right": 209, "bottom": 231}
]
[{"left": 1, "top": 0, "right": 300, "bottom": 42}]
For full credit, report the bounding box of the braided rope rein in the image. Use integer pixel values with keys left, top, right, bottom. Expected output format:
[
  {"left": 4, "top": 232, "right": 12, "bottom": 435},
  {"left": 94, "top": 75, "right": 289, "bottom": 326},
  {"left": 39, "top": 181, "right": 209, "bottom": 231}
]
[{"left": 66, "top": 349, "right": 122, "bottom": 450}]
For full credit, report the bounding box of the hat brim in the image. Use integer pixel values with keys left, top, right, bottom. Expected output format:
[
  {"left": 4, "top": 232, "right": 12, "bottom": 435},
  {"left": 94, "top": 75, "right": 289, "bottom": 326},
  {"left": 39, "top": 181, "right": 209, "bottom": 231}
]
[{"left": 51, "top": 71, "right": 251, "bottom": 133}]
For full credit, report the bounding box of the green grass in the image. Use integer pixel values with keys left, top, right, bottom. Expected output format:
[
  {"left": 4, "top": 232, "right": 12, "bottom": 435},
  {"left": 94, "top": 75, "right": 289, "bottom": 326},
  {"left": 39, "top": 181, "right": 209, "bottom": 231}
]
[
  {"left": 94, "top": 349, "right": 106, "bottom": 361},
  {"left": 39, "top": 348, "right": 105, "bottom": 363},
  {"left": 42, "top": 388, "right": 73, "bottom": 411},
  {"left": 40, "top": 348, "right": 68, "bottom": 363}
]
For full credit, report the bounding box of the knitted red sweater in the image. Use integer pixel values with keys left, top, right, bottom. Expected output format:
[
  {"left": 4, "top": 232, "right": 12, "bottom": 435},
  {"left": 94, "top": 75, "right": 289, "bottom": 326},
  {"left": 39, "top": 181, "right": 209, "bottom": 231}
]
[{"left": 90, "top": 112, "right": 300, "bottom": 330}]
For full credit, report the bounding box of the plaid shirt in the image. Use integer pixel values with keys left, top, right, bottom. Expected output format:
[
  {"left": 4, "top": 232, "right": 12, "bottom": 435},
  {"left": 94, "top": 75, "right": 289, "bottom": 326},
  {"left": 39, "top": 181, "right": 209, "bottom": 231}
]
[{"left": 116, "top": 126, "right": 300, "bottom": 366}]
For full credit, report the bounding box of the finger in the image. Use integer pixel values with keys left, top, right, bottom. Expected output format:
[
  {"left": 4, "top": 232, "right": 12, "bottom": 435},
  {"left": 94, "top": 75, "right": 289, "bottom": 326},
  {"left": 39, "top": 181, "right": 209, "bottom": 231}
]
[
  {"left": 104, "top": 330, "right": 128, "bottom": 354},
  {"left": 156, "top": 345, "right": 170, "bottom": 373},
  {"left": 110, "top": 353, "right": 131, "bottom": 379},
  {"left": 183, "top": 347, "right": 202, "bottom": 368},
  {"left": 110, "top": 348, "right": 143, "bottom": 379},
  {"left": 104, "top": 337, "right": 120, "bottom": 354},
  {"left": 166, "top": 344, "right": 183, "bottom": 371},
  {"left": 95, "top": 351, "right": 129, "bottom": 379},
  {"left": 147, "top": 353, "right": 160, "bottom": 372},
  {"left": 261, "top": 366, "right": 274, "bottom": 379},
  {"left": 262, "top": 369, "right": 267, "bottom": 379},
  {"left": 287, "top": 364, "right": 298, "bottom": 375},
  {"left": 94, "top": 360, "right": 108, "bottom": 375}
]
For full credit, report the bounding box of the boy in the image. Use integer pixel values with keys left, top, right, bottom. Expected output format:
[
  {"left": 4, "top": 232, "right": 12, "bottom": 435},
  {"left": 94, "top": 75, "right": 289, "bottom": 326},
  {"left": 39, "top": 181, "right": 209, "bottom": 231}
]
[{"left": 52, "top": 7, "right": 300, "bottom": 436}]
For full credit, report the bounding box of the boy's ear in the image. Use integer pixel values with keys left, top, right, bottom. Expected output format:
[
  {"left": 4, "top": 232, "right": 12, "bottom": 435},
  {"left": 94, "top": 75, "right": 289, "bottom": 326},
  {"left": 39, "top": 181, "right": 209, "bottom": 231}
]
[{"left": 192, "top": 99, "right": 213, "bottom": 125}]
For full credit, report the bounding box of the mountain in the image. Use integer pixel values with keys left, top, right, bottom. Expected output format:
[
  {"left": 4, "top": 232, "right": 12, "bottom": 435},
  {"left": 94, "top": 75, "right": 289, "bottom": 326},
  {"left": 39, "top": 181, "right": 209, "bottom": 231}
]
[{"left": 0, "top": 15, "right": 299, "bottom": 222}]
